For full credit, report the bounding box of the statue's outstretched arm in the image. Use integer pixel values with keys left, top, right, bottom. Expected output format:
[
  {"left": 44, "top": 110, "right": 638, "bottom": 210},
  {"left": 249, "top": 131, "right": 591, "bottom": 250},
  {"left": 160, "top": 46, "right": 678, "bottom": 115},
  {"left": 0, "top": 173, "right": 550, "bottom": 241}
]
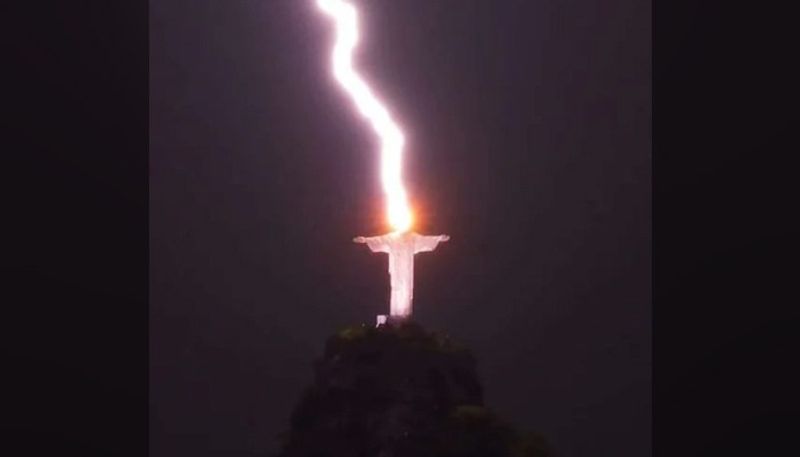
[
  {"left": 354, "top": 235, "right": 390, "bottom": 253},
  {"left": 414, "top": 234, "right": 449, "bottom": 253}
]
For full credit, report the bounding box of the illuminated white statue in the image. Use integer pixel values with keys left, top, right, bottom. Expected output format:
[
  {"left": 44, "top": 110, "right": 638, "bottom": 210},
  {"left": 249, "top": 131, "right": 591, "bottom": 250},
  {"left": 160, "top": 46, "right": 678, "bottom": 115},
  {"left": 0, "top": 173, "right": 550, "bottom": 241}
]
[{"left": 354, "top": 232, "right": 449, "bottom": 320}]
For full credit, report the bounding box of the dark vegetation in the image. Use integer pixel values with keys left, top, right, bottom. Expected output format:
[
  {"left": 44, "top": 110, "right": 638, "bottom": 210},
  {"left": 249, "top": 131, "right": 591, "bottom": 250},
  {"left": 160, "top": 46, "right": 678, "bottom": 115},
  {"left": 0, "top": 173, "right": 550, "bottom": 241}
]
[{"left": 277, "top": 322, "right": 551, "bottom": 457}]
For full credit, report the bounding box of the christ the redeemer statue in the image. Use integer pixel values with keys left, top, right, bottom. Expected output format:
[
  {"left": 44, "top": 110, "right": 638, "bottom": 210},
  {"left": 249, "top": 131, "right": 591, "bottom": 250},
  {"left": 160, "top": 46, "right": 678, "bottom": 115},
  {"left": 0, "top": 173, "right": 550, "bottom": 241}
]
[{"left": 354, "top": 231, "right": 449, "bottom": 323}]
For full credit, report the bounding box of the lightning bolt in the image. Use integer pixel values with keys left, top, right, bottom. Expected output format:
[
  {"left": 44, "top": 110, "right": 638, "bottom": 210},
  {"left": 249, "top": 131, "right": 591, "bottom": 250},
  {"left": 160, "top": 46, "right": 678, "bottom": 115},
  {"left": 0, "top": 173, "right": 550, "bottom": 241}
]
[{"left": 316, "top": 0, "right": 412, "bottom": 232}]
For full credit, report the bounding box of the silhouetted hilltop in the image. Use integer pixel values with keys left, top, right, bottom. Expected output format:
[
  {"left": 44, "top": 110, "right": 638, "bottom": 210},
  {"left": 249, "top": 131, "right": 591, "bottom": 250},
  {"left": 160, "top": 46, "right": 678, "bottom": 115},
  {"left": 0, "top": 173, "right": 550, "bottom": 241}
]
[{"left": 277, "top": 321, "right": 551, "bottom": 457}]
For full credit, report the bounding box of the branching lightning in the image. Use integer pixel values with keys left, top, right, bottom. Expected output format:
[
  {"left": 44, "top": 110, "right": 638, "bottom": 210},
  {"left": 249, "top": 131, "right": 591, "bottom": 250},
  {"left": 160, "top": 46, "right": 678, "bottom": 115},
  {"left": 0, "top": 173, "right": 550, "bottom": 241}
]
[{"left": 316, "top": 0, "right": 412, "bottom": 232}]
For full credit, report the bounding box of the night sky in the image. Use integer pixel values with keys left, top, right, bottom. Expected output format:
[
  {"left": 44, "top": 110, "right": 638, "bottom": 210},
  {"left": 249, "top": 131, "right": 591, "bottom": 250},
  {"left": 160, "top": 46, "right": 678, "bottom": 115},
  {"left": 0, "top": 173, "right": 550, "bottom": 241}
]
[{"left": 150, "top": 1, "right": 650, "bottom": 456}]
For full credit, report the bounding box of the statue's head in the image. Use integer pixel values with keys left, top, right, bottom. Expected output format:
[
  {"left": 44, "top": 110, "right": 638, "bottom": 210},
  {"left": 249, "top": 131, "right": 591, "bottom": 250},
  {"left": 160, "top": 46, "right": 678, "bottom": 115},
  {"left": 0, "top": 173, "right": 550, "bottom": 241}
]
[{"left": 388, "top": 229, "right": 414, "bottom": 239}]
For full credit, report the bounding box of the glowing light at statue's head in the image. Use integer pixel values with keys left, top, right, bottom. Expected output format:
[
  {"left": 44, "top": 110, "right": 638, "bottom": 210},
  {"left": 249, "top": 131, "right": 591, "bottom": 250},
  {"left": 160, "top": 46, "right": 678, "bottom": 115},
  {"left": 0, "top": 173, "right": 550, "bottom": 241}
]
[{"left": 316, "top": 0, "right": 413, "bottom": 233}]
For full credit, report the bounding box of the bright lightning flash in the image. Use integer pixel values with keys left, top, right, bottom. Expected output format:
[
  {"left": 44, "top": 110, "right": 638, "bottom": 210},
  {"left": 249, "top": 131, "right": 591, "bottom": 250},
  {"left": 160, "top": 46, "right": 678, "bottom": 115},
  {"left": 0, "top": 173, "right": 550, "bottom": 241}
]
[{"left": 316, "top": 0, "right": 413, "bottom": 233}]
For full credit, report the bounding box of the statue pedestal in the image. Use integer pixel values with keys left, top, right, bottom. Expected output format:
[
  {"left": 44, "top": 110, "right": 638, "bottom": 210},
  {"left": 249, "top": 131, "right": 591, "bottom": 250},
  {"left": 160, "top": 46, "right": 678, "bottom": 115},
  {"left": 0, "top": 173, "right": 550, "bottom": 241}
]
[{"left": 376, "top": 314, "right": 409, "bottom": 327}]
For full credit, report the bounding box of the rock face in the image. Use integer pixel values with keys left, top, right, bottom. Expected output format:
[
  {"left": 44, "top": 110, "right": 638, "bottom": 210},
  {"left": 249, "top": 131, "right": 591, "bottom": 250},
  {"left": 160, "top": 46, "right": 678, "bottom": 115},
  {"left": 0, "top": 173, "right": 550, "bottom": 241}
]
[{"left": 278, "top": 322, "right": 550, "bottom": 457}]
